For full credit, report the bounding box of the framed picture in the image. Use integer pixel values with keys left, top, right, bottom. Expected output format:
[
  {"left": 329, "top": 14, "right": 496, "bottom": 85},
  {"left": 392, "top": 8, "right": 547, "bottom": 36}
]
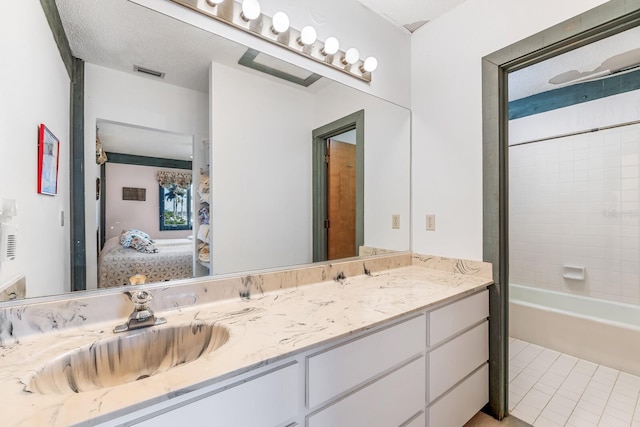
[{"left": 37, "top": 124, "right": 60, "bottom": 195}]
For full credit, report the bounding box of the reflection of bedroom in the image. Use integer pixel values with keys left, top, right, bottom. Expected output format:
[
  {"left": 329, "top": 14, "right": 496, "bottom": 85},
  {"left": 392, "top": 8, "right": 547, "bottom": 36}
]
[
  {"left": 85, "top": 63, "right": 210, "bottom": 292},
  {"left": 98, "top": 158, "right": 199, "bottom": 288}
]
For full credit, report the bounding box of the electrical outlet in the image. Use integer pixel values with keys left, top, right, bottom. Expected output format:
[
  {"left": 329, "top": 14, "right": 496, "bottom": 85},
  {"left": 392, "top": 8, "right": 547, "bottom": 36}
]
[
  {"left": 392, "top": 214, "right": 400, "bottom": 229},
  {"left": 426, "top": 214, "right": 435, "bottom": 231}
]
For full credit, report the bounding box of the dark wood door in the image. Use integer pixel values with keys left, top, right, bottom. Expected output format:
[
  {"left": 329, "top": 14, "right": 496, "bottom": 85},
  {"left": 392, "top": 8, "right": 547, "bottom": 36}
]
[{"left": 326, "top": 139, "right": 357, "bottom": 260}]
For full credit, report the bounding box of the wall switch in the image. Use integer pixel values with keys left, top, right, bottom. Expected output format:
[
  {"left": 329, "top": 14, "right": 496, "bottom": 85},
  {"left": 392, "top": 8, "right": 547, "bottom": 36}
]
[
  {"left": 392, "top": 214, "right": 400, "bottom": 229},
  {"left": 426, "top": 214, "right": 435, "bottom": 231},
  {"left": 60, "top": 211, "right": 65, "bottom": 227}
]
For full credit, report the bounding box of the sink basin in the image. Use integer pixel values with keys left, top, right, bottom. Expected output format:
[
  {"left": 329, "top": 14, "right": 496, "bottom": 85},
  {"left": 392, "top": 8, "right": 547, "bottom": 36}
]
[{"left": 28, "top": 322, "right": 229, "bottom": 395}]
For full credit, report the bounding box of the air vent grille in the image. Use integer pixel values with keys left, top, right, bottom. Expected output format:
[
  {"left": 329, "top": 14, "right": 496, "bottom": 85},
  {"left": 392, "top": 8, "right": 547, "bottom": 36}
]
[
  {"left": 5, "top": 234, "right": 16, "bottom": 260},
  {"left": 0, "top": 223, "right": 17, "bottom": 262},
  {"left": 134, "top": 65, "right": 165, "bottom": 79}
]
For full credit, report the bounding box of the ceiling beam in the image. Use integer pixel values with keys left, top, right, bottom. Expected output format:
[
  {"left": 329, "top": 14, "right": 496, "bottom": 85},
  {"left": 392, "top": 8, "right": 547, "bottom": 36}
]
[{"left": 509, "top": 68, "right": 640, "bottom": 120}]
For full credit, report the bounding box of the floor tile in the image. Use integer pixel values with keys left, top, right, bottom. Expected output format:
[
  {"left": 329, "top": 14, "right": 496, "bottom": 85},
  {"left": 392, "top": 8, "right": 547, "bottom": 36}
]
[
  {"left": 534, "top": 416, "right": 563, "bottom": 427},
  {"left": 568, "top": 406, "right": 601, "bottom": 426},
  {"left": 511, "top": 408, "right": 536, "bottom": 425},
  {"left": 602, "top": 405, "right": 634, "bottom": 423},
  {"left": 537, "top": 407, "right": 570, "bottom": 425},
  {"left": 599, "top": 414, "right": 633, "bottom": 427},
  {"left": 508, "top": 337, "right": 638, "bottom": 427}
]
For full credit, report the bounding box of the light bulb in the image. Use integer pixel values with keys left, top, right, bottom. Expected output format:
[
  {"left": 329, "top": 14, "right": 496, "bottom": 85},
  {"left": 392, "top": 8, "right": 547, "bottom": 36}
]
[
  {"left": 271, "top": 11, "right": 290, "bottom": 34},
  {"left": 205, "top": 0, "right": 224, "bottom": 6},
  {"left": 322, "top": 36, "right": 340, "bottom": 56},
  {"left": 241, "top": 0, "right": 261, "bottom": 21},
  {"left": 298, "top": 26, "right": 317, "bottom": 46},
  {"left": 343, "top": 47, "right": 360, "bottom": 65},
  {"left": 362, "top": 56, "right": 378, "bottom": 72}
]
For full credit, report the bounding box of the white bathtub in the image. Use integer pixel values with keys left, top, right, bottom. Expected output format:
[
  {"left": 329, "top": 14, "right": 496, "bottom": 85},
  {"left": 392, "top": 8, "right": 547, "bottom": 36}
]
[{"left": 509, "top": 284, "right": 640, "bottom": 376}]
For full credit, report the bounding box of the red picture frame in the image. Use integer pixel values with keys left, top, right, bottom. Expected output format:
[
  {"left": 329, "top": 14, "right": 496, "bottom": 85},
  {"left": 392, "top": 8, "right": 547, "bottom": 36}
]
[{"left": 37, "top": 124, "right": 60, "bottom": 196}]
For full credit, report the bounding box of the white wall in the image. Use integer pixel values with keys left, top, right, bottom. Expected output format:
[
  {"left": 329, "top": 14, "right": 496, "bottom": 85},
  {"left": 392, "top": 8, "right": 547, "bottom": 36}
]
[
  {"left": 0, "top": 2, "right": 70, "bottom": 298},
  {"left": 104, "top": 163, "right": 192, "bottom": 241},
  {"left": 509, "top": 91, "right": 640, "bottom": 305},
  {"left": 313, "top": 83, "right": 411, "bottom": 252},
  {"left": 410, "top": 0, "right": 609, "bottom": 261},
  {"left": 130, "top": 0, "right": 411, "bottom": 109},
  {"left": 210, "top": 60, "right": 411, "bottom": 274},
  {"left": 211, "top": 62, "right": 315, "bottom": 274},
  {"left": 85, "top": 64, "right": 208, "bottom": 288}
]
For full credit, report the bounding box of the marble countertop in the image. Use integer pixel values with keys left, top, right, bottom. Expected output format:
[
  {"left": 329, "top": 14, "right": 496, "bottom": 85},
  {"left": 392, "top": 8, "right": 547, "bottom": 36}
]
[{"left": 0, "top": 264, "right": 491, "bottom": 426}]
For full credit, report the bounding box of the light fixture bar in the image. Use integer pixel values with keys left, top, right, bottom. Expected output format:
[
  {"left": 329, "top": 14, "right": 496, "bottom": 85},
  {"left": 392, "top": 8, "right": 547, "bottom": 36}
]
[{"left": 170, "top": 0, "right": 376, "bottom": 82}]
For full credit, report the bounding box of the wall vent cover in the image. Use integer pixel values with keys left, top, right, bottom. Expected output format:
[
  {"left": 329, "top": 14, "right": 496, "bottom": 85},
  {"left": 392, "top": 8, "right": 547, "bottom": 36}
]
[
  {"left": 0, "top": 223, "right": 17, "bottom": 262},
  {"left": 134, "top": 65, "right": 165, "bottom": 79}
]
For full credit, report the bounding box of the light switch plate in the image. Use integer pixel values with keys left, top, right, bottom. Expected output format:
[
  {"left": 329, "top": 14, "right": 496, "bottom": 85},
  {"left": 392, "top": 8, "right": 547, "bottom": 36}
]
[
  {"left": 426, "top": 214, "right": 435, "bottom": 231},
  {"left": 392, "top": 214, "right": 400, "bottom": 229}
]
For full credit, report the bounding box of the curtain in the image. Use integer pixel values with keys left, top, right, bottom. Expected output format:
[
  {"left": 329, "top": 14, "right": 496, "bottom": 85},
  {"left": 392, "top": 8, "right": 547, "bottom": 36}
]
[{"left": 156, "top": 170, "right": 192, "bottom": 190}]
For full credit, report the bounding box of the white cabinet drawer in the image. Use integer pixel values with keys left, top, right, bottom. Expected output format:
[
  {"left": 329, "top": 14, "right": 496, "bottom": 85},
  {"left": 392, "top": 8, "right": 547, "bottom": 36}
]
[
  {"left": 428, "top": 364, "right": 489, "bottom": 427},
  {"left": 428, "top": 321, "right": 488, "bottom": 402},
  {"left": 133, "top": 362, "right": 299, "bottom": 427},
  {"left": 428, "top": 289, "right": 488, "bottom": 346},
  {"left": 307, "top": 314, "right": 425, "bottom": 408},
  {"left": 307, "top": 356, "right": 425, "bottom": 427}
]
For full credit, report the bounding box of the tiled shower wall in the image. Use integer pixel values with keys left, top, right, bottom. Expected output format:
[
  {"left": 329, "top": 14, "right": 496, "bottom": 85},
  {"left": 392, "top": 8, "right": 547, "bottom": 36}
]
[{"left": 509, "top": 123, "right": 640, "bottom": 305}]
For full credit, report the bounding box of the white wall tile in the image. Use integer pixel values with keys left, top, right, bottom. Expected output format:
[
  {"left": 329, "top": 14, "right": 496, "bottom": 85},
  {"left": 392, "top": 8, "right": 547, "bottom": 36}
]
[{"left": 510, "top": 123, "right": 640, "bottom": 305}]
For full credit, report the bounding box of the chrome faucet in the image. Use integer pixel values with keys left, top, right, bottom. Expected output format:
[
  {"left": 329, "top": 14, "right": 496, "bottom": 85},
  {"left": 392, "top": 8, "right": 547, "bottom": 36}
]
[{"left": 114, "top": 290, "right": 167, "bottom": 333}]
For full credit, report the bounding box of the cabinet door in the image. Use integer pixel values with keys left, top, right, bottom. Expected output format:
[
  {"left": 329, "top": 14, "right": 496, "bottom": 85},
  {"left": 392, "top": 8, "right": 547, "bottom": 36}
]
[
  {"left": 428, "top": 289, "right": 488, "bottom": 346},
  {"left": 133, "top": 362, "right": 299, "bottom": 427},
  {"left": 307, "top": 314, "right": 425, "bottom": 409},
  {"left": 428, "top": 321, "right": 488, "bottom": 402},
  {"left": 428, "top": 364, "right": 488, "bottom": 427},
  {"left": 307, "top": 356, "right": 425, "bottom": 427}
]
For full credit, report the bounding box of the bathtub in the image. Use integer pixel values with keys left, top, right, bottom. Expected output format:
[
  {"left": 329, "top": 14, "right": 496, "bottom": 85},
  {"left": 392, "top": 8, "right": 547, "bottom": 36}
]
[{"left": 509, "top": 284, "right": 640, "bottom": 376}]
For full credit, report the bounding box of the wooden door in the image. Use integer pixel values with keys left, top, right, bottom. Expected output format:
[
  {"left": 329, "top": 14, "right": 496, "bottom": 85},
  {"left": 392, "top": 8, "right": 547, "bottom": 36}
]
[{"left": 327, "top": 139, "right": 357, "bottom": 260}]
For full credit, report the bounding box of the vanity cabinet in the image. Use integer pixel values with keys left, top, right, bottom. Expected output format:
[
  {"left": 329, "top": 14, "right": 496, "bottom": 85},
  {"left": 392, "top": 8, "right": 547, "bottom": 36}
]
[
  {"left": 102, "top": 362, "right": 301, "bottom": 427},
  {"left": 98, "top": 288, "right": 489, "bottom": 427},
  {"left": 307, "top": 314, "right": 425, "bottom": 409},
  {"left": 307, "top": 356, "right": 425, "bottom": 427},
  {"left": 306, "top": 315, "right": 426, "bottom": 426},
  {"left": 426, "top": 290, "right": 489, "bottom": 427}
]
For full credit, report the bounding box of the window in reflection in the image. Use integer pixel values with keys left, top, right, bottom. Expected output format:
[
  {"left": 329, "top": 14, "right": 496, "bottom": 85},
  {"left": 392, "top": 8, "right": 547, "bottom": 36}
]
[{"left": 159, "top": 184, "right": 192, "bottom": 231}]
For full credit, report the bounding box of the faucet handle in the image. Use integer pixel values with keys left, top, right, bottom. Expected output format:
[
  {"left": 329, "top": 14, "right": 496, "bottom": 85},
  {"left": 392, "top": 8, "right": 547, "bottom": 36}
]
[
  {"left": 131, "top": 290, "right": 151, "bottom": 303},
  {"left": 114, "top": 289, "right": 166, "bottom": 333},
  {"left": 130, "top": 290, "right": 152, "bottom": 311}
]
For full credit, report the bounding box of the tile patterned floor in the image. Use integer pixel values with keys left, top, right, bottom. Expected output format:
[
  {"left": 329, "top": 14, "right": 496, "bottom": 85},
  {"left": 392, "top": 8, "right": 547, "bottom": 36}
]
[{"left": 509, "top": 338, "right": 640, "bottom": 427}]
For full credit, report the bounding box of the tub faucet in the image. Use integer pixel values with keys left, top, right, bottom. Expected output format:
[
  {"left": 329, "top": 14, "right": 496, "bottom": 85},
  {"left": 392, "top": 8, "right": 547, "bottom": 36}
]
[{"left": 114, "top": 290, "right": 167, "bottom": 333}]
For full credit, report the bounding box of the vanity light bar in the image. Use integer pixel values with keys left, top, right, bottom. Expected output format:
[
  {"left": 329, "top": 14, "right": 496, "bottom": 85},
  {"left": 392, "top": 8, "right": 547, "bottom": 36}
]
[{"left": 170, "top": 0, "right": 378, "bottom": 83}]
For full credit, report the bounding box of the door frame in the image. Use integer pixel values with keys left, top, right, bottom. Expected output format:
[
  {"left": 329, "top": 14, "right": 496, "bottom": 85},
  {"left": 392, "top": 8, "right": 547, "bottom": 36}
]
[
  {"left": 482, "top": 1, "right": 640, "bottom": 419},
  {"left": 312, "top": 110, "right": 365, "bottom": 262}
]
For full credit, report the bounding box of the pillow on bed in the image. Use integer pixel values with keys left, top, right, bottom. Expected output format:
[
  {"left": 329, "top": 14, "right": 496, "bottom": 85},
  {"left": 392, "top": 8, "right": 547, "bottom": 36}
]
[
  {"left": 120, "top": 229, "right": 157, "bottom": 253},
  {"left": 120, "top": 228, "right": 151, "bottom": 245}
]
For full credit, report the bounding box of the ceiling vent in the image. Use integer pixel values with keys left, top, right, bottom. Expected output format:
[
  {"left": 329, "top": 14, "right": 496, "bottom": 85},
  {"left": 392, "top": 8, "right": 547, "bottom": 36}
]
[
  {"left": 238, "top": 49, "right": 321, "bottom": 87},
  {"left": 134, "top": 65, "right": 165, "bottom": 79}
]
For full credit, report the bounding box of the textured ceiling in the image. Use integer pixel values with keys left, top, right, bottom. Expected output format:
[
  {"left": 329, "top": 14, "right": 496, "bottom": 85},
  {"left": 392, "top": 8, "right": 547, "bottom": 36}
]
[
  {"left": 356, "top": 0, "right": 468, "bottom": 32},
  {"left": 55, "top": 0, "right": 334, "bottom": 159},
  {"left": 508, "top": 26, "right": 640, "bottom": 102},
  {"left": 55, "top": 0, "right": 290, "bottom": 93},
  {"left": 97, "top": 120, "right": 194, "bottom": 161}
]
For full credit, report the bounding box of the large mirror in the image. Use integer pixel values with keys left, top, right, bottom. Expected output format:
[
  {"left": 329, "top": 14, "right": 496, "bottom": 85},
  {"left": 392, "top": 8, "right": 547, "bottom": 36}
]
[{"left": 0, "top": 0, "right": 410, "bottom": 301}]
